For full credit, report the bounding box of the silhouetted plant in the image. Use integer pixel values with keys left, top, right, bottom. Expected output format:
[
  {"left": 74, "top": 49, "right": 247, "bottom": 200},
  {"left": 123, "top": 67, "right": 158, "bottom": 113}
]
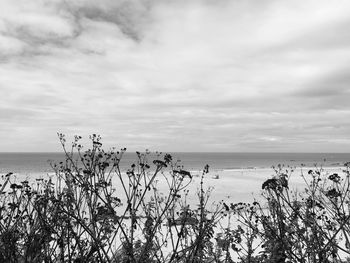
[
  {"left": 221, "top": 164, "right": 350, "bottom": 263},
  {"left": 2, "top": 134, "right": 350, "bottom": 262},
  {"left": 0, "top": 134, "right": 224, "bottom": 262}
]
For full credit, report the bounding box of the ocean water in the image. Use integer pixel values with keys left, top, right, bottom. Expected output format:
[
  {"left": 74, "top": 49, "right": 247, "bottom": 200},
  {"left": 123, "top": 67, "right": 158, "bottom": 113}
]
[{"left": 0, "top": 152, "right": 349, "bottom": 177}]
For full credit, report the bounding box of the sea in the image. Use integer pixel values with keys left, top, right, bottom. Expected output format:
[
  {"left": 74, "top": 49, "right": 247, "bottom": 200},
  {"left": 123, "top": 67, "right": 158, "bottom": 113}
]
[{"left": 0, "top": 152, "right": 349, "bottom": 178}]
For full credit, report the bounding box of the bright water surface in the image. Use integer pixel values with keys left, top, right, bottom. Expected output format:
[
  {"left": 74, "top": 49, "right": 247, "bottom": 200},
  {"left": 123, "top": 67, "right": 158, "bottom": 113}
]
[{"left": 0, "top": 152, "right": 349, "bottom": 177}]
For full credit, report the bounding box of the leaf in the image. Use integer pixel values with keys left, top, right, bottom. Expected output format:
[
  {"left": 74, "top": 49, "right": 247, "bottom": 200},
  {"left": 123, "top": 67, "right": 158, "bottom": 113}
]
[
  {"left": 328, "top": 173, "right": 340, "bottom": 183},
  {"left": 93, "top": 141, "right": 102, "bottom": 146},
  {"left": 174, "top": 170, "right": 192, "bottom": 178},
  {"left": 164, "top": 153, "right": 172, "bottom": 164},
  {"left": 262, "top": 178, "right": 278, "bottom": 190},
  {"left": 223, "top": 203, "right": 230, "bottom": 211},
  {"left": 279, "top": 176, "right": 288, "bottom": 189},
  {"left": 153, "top": 160, "right": 167, "bottom": 168},
  {"left": 203, "top": 164, "right": 209, "bottom": 174}
]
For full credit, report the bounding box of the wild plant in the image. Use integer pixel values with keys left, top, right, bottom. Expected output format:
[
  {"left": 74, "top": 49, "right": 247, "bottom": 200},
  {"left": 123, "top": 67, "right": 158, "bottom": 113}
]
[
  {"left": 6, "top": 134, "right": 350, "bottom": 262},
  {"left": 0, "top": 133, "right": 226, "bottom": 262},
  {"left": 222, "top": 164, "right": 350, "bottom": 263}
]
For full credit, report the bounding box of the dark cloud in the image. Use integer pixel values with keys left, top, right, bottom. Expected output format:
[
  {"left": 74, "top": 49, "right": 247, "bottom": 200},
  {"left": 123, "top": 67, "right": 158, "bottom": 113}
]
[{"left": 62, "top": 0, "right": 153, "bottom": 41}]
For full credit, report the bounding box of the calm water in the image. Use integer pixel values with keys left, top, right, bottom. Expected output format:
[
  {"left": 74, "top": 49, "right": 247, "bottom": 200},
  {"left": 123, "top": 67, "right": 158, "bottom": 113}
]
[{"left": 0, "top": 152, "right": 350, "bottom": 177}]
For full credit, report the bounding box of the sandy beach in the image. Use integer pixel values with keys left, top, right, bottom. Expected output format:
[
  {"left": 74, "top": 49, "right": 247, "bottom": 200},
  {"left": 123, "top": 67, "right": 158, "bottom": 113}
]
[
  {"left": 10, "top": 165, "right": 346, "bottom": 208},
  {"left": 3, "top": 164, "right": 349, "bottom": 261},
  {"left": 148, "top": 166, "right": 346, "bottom": 208}
]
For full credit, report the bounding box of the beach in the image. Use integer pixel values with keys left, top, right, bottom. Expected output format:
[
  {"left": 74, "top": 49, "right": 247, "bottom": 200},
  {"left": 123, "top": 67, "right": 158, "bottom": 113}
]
[
  {"left": 1, "top": 152, "right": 349, "bottom": 204},
  {"left": 5, "top": 164, "right": 345, "bottom": 212},
  {"left": 151, "top": 166, "right": 346, "bottom": 207},
  {"left": 1, "top": 152, "right": 349, "bottom": 261}
]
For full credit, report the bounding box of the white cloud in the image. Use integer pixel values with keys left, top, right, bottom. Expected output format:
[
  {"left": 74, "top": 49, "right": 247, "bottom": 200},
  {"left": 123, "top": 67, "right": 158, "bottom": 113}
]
[
  {"left": 1, "top": 0, "right": 350, "bottom": 152},
  {"left": 0, "top": 35, "right": 25, "bottom": 57}
]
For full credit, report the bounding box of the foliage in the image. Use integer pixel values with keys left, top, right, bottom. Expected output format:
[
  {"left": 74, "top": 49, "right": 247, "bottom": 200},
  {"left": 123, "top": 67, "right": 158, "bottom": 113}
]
[
  {"left": 0, "top": 134, "right": 223, "bottom": 262},
  {"left": 1, "top": 134, "right": 350, "bottom": 262},
  {"left": 221, "top": 164, "right": 350, "bottom": 263}
]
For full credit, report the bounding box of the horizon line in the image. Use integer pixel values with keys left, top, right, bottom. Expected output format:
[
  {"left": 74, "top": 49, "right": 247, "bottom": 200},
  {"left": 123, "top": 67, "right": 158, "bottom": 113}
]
[{"left": 1, "top": 151, "right": 350, "bottom": 154}]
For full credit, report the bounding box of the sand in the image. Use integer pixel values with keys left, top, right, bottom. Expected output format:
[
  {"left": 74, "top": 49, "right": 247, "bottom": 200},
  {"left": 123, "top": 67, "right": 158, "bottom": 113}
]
[
  {"left": 10, "top": 165, "right": 346, "bottom": 206},
  {"left": 5, "top": 165, "right": 348, "bottom": 260},
  {"left": 148, "top": 166, "right": 345, "bottom": 208}
]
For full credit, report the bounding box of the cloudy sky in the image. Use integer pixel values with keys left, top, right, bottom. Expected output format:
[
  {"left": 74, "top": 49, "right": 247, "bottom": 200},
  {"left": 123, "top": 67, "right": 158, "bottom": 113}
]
[{"left": 1, "top": 0, "right": 350, "bottom": 152}]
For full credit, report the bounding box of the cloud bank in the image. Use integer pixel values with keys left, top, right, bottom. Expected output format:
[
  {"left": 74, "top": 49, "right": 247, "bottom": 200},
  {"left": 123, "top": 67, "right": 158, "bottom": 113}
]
[{"left": 1, "top": 0, "right": 350, "bottom": 152}]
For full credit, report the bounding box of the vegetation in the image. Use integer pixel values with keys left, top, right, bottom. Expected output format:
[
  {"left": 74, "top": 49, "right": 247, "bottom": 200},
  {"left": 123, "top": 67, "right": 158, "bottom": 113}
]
[
  {"left": 0, "top": 134, "right": 350, "bottom": 262},
  {"left": 221, "top": 165, "right": 350, "bottom": 263}
]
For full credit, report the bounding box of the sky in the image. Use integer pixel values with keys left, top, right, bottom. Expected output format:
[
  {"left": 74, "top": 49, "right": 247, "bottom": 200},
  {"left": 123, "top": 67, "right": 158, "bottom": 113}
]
[{"left": 1, "top": 0, "right": 350, "bottom": 152}]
